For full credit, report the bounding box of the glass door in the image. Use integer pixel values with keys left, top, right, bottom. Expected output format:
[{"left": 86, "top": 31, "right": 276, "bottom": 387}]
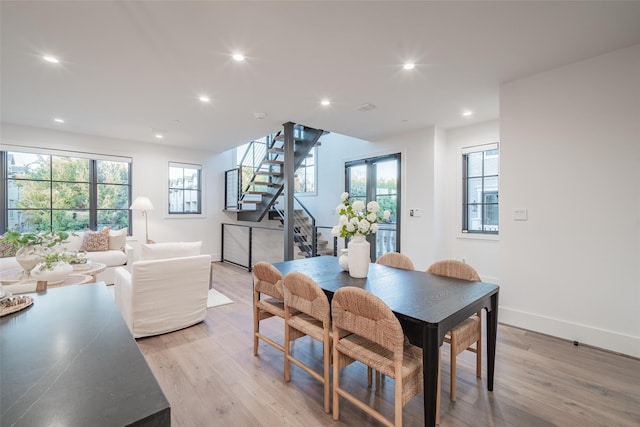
[{"left": 345, "top": 154, "right": 401, "bottom": 260}]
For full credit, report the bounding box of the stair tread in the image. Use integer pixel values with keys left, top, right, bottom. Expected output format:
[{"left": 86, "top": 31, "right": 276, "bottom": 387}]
[
  {"left": 251, "top": 181, "right": 281, "bottom": 187},
  {"left": 262, "top": 159, "right": 284, "bottom": 165},
  {"left": 256, "top": 171, "right": 282, "bottom": 176}
]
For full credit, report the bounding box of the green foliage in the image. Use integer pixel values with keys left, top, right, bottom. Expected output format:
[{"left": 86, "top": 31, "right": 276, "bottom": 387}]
[
  {"left": 36, "top": 251, "right": 86, "bottom": 271},
  {"left": 1, "top": 230, "right": 70, "bottom": 250},
  {"left": 9, "top": 153, "right": 130, "bottom": 231}
]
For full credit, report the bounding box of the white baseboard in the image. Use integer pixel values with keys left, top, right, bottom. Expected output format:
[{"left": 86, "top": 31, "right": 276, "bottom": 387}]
[{"left": 499, "top": 306, "right": 640, "bottom": 358}]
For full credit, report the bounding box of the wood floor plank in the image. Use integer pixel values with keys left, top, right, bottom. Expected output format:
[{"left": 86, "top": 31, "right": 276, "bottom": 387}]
[{"left": 134, "top": 262, "right": 640, "bottom": 427}]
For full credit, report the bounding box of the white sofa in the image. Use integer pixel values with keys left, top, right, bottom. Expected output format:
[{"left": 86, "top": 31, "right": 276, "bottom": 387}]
[
  {"left": 114, "top": 241, "right": 210, "bottom": 338},
  {"left": 0, "top": 230, "right": 133, "bottom": 285}
]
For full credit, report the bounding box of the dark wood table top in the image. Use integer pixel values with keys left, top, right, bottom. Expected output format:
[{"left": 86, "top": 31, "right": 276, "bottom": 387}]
[
  {"left": 1, "top": 283, "right": 170, "bottom": 426},
  {"left": 273, "top": 256, "right": 499, "bottom": 336}
]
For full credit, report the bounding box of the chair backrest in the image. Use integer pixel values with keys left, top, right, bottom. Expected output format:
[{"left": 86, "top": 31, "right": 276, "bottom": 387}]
[
  {"left": 332, "top": 287, "right": 404, "bottom": 357},
  {"left": 426, "top": 259, "right": 480, "bottom": 282},
  {"left": 283, "top": 271, "right": 330, "bottom": 326},
  {"left": 376, "top": 252, "right": 415, "bottom": 270},
  {"left": 252, "top": 261, "right": 284, "bottom": 300}
]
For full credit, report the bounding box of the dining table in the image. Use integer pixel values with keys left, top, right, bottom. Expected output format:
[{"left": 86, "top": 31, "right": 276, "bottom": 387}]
[{"left": 272, "top": 256, "right": 499, "bottom": 427}]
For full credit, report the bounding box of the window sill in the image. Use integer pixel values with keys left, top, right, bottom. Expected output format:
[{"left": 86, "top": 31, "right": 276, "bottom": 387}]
[
  {"left": 457, "top": 232, "right": 499, "bottom": 241},
  {"left": 164, "top": 213, "right": 206, "bottom": 219}
]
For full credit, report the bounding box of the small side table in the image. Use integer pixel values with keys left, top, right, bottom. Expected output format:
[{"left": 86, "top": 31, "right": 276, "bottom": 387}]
[{"left": 71, "top": 262, "right": 107, "bottom": 283}]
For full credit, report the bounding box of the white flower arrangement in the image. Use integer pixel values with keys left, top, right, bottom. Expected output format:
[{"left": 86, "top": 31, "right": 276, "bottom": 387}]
[{"left": 331, "top": 192, "right": 391, "bottom": 238}]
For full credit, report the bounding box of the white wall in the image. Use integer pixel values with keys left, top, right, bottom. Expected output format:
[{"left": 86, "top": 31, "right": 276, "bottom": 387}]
[
  {"left": 295, "top": 128, "right": 441, "bottom": 270},
  {"left": 500, "top": 44, "right": 640, "bottom": 357},
  {"left": 0, "top": 123, "right": 231, "bottom": 260}
]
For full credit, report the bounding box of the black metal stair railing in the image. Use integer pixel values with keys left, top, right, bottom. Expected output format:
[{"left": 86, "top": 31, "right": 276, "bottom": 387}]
[
  {"left": 271, "top": 195, "right": 317, "bottom": 257},
  {"left": 236, "top": 123, "right": 325, "bottom": 222}
]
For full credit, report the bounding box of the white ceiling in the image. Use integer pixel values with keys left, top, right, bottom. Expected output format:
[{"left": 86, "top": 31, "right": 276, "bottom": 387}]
[{"left": 2, "top": 1, "right": 640, "bottom": 153}]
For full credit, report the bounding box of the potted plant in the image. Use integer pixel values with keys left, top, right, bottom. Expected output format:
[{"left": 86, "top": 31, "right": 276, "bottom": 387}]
[
  {"left": 0, "top": 230, "right": 70, "bottom": 273},
  {"left": 30, "top": 252, "right": 74, "bottom": 284}
]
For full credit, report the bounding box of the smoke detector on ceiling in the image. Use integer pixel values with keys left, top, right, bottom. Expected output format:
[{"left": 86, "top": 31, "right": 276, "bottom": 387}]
[
  {"left": 356, "top": 102, "right": 377, "bottom": 112},
  {"left": 254, "top": 112, "right": 267, "bottom": 120}
]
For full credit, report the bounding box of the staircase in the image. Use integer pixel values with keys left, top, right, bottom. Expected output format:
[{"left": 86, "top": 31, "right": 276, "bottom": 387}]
[
  {"left": 270, "top": 201, "right": 334, "bottom": 258},
  {"left": 236, "top": 123, "right": 326, "bottom": 223}
]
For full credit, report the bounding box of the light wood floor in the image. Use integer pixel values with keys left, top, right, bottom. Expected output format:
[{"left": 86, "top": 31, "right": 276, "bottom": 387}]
[{"left": 136, "top": 262, "right": 640, "bottom": 427}]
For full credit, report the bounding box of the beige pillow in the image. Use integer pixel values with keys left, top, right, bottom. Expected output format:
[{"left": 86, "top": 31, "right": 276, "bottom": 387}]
[
  {"left": 109, "top": 228, "right": 127, "bottom": 251},
  {"left": 80, "top": 228, "right": 110, "bottom": 252},
  {"left": 140, "top": 241, "right": 202, "bottom": 260}
]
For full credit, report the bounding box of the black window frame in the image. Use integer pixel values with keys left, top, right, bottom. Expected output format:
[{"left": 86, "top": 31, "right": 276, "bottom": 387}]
[
  {"left": 462, "top": 144, "right": 499, "bottom": 235},
  {"left": 1, "top": 148, "right": 132, "bottom": 234},
  {"left": 168, "top": 162, "right": 202, "bottom": 215}
]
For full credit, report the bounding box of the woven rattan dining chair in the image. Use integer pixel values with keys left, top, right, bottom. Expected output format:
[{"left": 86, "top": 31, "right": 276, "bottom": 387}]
[
  {"left": 427, "top": 259, "right": 482, "bottom": 402},
  {"left": 283, "top": 271, "right": 332, "bottom": 413},
  {"left": 253, "top": 261, "right": 292, "bottom": 356},
  {"left": 331, "top": 286, "right": 423, "bottom": 427},
  {"left": 376, "top": 252, "right": 415, "bottom": 271}
]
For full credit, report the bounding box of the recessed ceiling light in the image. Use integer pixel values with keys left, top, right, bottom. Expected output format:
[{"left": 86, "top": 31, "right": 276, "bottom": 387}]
[
  {"left": 232, "top": 53, "right": 245, "bottom": 62},
  {"left": 320, "top": 99, "right": 330, "bottom": 106},
  {"left": 462, "top": 110, "right": 473, "bottom": 117},
  {"left": 403, "top": 63, "right": 415, "bottom": 70},
  {"left": 155, "top": 133, "right": 164, "bottom": 139},
  {"left": 43, "top": 55, "right": 59, "bottom": 64},
  {"left": 199, "top": 95, "right": 211, "bottom": 103},
  {"left": 53, "top": 118, "right": 64, "bottom": 123}
]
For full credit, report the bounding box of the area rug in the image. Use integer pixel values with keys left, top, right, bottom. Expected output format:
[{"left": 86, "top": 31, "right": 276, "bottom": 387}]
[{"left": 207, "top": 288, "right": 233, "bottom": 308}]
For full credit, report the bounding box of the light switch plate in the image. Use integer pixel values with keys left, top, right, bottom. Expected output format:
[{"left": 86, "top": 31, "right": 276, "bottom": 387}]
[{"left": 514, "top": 208, "right": 528, "bottom": 221}]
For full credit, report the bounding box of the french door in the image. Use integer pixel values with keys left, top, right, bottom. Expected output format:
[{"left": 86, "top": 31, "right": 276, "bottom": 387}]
[{"left": 345, "top": 153, "right": 401, "bottom": 260}]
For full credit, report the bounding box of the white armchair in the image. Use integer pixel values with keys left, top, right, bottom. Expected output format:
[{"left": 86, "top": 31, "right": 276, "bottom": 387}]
[{"left": 114, "top": 251, "right": 211, "bottom": 338}]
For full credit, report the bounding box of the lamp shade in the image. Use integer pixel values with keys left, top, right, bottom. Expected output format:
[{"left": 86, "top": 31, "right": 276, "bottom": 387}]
[{"left": 129, "top": 196, "right": 155, "bottom": 211}]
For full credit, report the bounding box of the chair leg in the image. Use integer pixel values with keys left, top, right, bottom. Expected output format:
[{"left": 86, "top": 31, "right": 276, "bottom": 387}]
[
  {"left": 253, "top": 301, "right": 259, "bottom": 356},
  {"left": 394, "top": 359, "right": 403, "bottom": 427},
  {"left": 332, "top": 340, "right": 340, "bottom": 421},
  {"left": 284, "top": 322, "right": 291, "bottom": 382},
  {"left": 450, "top": 336, "right": 457, "bottom": 401},
  {"left": 323, "top": 333, "right": 331, "bottom": 413}
]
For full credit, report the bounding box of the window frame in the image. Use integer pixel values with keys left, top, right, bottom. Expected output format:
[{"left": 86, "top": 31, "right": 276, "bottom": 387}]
[
  {"left": 1, "top": 146, "right": 132, "bottom": 234},
  {"left": 461, "top": 142, "right": 499, "bottom": 236},
  {"left": 166, "top": 161, "right": 204, "bottom": 217},
  {"left": 294, "top": 146, "right": 317, "bottom": 196}
]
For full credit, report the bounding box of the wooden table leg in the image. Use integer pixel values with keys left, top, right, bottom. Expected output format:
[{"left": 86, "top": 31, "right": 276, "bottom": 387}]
[
  {"left": 36, "top": 281, "right": 48, "bottom": 292},
  {"left": 423, "top": 326, "right": 439, "bottom": 427},
  {"left": 486, "top": 292, "right": 499, "bottom": 391}
]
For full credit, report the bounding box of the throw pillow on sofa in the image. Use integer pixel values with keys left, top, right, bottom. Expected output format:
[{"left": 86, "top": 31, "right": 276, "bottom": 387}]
[
  {"left": 80, "top": 228, "right": 111, "bottom": 252},
  {"left": 0, "top": 236, "right": 17, "bottom": 258},
  {"left": 140, "top": 241, "right": 202, "bottom": 260},
  {"left": 109, "top": 228, "right": 128, "bottom": 251}
]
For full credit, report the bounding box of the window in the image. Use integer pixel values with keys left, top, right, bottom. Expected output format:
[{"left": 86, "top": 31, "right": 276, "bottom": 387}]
[
  {"left": 294, "top": 147, "right": 316, "bottom": 194},
  {"left": 168, "top": 162, "right": 202, "bottom": 214},
  {"left": 1, "top": 148, "right": 131, "bottom": 233},
  {"left": 346, "top": 153, "right": 401, "bottom": 259},
  {"left": 462, "top": 143, "right": 499, "bottom": 234}
]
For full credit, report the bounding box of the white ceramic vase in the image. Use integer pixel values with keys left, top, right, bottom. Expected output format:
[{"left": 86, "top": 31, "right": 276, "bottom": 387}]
[
  {"left": 31, "top": 261, "right": 73, "bottom": 284},
  {"left": 347, "top": 235, "right": 370, "bottom": 278},
  {"left": 338, "top": 249, "right": 349, "bottom": 271},
  {"left": 15, "top": 245, "right": 48, "bottom": 273}
]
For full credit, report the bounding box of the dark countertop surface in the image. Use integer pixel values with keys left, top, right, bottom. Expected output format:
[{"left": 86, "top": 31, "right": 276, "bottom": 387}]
[{"left": 1, "top": 283, "right": 170, "bottom": 426}]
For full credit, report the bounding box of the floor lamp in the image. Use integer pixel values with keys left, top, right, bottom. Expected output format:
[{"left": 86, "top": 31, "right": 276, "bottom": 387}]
[{"left": 129, "top": 196, "right": 155, "bottom": 243}]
